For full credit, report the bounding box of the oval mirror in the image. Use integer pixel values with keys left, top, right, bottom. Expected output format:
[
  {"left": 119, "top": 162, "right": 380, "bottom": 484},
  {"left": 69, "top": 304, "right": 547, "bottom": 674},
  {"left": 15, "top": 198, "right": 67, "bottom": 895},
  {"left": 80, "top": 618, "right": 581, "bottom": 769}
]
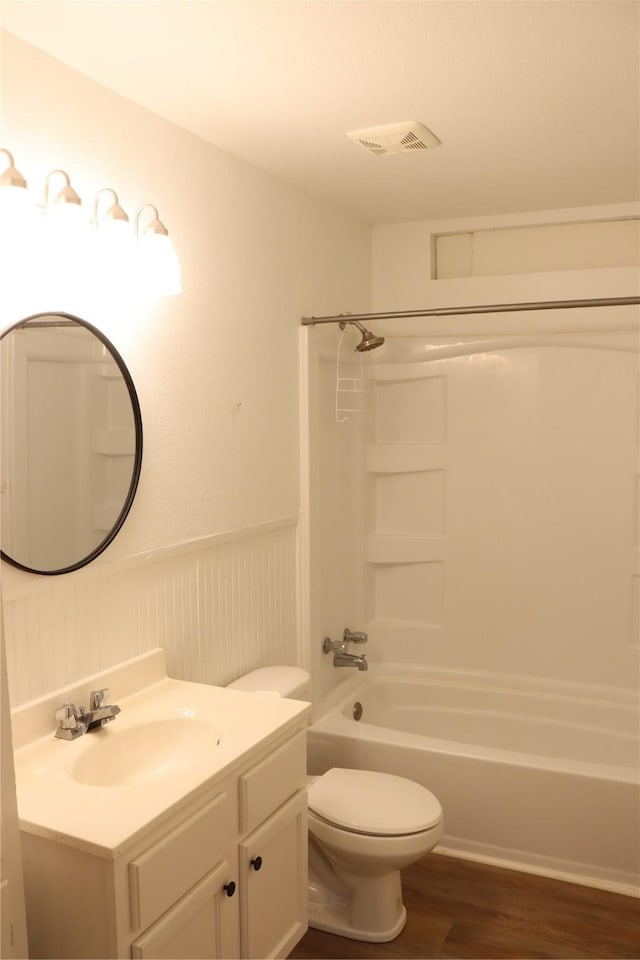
[{"left": 1, "top": 312, "right": 143, "bottom": 575}]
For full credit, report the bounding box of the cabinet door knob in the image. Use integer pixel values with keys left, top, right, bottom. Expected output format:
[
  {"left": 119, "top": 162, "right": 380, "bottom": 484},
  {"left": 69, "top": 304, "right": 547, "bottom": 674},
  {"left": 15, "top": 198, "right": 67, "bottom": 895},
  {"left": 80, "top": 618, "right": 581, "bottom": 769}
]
[
  {"left": 250, "top": 856, "right": 263, "bottom": 871},
  {"left": 223, "top": 881, "right": 236, "bottom": 897}
]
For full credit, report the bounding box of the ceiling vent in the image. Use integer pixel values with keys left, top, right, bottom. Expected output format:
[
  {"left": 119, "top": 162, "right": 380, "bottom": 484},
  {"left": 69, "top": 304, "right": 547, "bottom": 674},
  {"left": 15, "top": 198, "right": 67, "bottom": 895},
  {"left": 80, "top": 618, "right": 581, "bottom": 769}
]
[{"left": 347, "top": 121, "right": 440, "bottom": 157}]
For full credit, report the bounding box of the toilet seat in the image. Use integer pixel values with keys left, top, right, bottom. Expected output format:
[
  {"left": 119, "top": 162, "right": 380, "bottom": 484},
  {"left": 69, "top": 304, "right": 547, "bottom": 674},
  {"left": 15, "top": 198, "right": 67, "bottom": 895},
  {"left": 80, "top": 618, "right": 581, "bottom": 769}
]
[{"left": 308, "top": 768, "right": 442, "bottom": 837}]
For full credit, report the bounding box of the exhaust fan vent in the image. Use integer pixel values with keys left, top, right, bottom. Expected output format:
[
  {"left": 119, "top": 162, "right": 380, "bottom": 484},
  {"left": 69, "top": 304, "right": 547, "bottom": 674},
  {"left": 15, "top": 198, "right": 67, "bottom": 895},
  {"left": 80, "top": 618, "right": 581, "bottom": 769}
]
[{"left": 347, "top": 121, "right": 439, "bottom": 157}]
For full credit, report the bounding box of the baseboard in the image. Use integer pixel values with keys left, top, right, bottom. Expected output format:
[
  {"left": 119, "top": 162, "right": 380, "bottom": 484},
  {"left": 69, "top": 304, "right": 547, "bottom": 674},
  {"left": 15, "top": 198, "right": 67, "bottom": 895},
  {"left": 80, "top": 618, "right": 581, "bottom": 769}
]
[{"left": 435, "top": 836, "right": 639, "bottom": 898}]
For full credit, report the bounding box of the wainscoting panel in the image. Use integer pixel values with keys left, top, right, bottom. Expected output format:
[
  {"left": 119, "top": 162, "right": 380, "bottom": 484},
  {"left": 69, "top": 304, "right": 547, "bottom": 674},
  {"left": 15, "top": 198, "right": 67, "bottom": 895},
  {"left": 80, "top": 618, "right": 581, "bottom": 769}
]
[{"left": 3, "top": 518, "right": 299, "bottom": 707}]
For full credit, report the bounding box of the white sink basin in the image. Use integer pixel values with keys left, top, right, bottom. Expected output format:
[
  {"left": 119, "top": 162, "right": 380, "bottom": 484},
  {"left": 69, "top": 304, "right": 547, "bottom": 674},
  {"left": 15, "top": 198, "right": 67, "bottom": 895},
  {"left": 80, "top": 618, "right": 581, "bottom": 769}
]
[
  {"left": 72, "top": 718, "right": 222, "bottom": 787},
  {"left": 12, "top": 651, "right": 309, "bottom": 854}
]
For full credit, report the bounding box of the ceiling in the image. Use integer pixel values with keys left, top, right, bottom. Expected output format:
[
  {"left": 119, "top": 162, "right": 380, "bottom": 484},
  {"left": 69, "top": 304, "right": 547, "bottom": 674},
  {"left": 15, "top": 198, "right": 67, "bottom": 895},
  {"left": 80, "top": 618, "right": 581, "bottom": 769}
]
[{"left": 2, "top": 0, "right": 639, "bottom": 225}]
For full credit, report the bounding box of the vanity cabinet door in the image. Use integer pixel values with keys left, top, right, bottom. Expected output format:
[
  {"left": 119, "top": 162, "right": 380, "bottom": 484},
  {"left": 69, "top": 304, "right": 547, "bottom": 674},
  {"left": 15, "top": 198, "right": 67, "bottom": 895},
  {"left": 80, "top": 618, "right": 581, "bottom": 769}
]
[
  {"left": 239, "top": 790, "right": 307, "bottom": 960},
  {"left": 128, "top": 791, "right": 232, "bottom": 933},
  {"left": 131, "top": 860, "right": 239, "bottom": 960}
]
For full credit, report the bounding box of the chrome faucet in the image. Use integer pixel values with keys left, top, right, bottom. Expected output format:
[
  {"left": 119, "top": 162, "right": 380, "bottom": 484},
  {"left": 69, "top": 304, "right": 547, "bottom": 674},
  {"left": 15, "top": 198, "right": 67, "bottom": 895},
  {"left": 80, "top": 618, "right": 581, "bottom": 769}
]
[
  {"left": 55, "top": 688, "right": 121, "bottom": 740},
  {"left": 322, "top": 628, "right": 368, "bottom": 671}
]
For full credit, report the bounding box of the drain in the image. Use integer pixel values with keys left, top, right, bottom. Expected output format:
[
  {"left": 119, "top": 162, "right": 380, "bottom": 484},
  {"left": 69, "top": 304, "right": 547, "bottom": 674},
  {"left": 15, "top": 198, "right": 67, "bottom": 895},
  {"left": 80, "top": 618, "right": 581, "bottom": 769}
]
[{"left": 353, "top": 701, "right": 363, "bottom": 721}]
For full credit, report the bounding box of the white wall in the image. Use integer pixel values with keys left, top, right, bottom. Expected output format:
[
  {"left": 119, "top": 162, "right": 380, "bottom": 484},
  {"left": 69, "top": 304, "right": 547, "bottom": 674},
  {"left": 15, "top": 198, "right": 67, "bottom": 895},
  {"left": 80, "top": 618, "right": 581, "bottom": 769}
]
[{"left": 0, "top": 32, "right": 371, "bottom": 705}]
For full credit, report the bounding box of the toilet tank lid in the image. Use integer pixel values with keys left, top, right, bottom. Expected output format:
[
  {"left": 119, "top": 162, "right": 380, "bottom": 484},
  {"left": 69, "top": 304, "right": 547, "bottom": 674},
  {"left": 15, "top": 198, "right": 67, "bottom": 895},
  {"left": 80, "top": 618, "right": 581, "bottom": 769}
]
[
  {"left": 227, "top": 665, "right": 311, "bottom": 699},
  {"left": 308, "top": 768, "right": 442, "bottom": 836}
]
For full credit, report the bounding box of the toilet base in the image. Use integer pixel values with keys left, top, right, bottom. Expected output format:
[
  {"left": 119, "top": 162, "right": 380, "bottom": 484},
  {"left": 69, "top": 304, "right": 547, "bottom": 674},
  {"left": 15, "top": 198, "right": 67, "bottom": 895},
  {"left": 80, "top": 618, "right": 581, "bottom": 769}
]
[
  {"left": 308, "top": 853, "right": 408, "bottom": 943},
  {"left": 309, "top": 900, "right": 407, "bottom": 943}
]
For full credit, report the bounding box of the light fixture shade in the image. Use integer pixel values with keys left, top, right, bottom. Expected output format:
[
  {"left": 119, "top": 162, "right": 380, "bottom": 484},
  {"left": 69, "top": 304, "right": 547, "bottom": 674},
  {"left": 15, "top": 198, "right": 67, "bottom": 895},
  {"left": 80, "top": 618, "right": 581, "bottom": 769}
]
[
  {"left": 0, "top": 175, "right": 35, "bottom": 236},
  {"left": 0, "top": 148, "right": 28, "bottom": 188},
  {"left": 0, "top": 148, "right": 34, "bottom": 237},
  {"left": 138, "top": 231, "right": 182, "bottom": 296},
  {"left": 89, "top": 188, "right": 136, "bottom": 296},
  {"left": 43, "top": 169, "right": 85, "bottom": 236},
  {"left": 134, "top": 204, "right": 182, "bottom": 297},
  {"left": 39, "top": 170, "right": 90, "bottom": 302},
  {"left": 0, "top": 151, "right": 40, "bottom": 313}
]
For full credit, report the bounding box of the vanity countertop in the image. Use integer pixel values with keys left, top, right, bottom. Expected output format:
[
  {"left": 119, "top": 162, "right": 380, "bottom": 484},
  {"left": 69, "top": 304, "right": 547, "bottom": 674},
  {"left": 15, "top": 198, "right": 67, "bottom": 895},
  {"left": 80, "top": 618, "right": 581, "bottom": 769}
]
[{"left": 12, "top": 650, "right": 309, "bottom": 858}]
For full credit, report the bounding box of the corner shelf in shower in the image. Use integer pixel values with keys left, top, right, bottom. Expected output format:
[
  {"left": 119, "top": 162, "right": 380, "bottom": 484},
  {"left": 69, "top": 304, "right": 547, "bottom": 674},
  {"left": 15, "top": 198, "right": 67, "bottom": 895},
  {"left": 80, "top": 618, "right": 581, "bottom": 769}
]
[
  {"left": 365, "top": 534, "right": 445, "bottom": 564},
  {"left": 93, "top": 430, "right": 136, "bottom": 456}
]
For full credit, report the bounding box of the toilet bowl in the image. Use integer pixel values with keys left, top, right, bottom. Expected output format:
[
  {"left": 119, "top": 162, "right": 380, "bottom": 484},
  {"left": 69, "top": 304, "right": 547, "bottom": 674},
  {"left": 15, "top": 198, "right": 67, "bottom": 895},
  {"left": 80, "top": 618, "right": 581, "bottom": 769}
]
[{"left": 227, "top": 666, "right": 444, "bottom": 942}]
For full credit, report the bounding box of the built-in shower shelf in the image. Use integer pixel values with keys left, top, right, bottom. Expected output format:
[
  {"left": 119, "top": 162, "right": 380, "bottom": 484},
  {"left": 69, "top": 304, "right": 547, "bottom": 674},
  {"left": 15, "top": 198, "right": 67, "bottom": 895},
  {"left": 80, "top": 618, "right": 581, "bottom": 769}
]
[
  {"left": 366, "top": 534, "right": 445, "bottom": 564},
  {"left": 96, "top": 362, "right": 120, "bottom": 380},
  {"left": 93, "top": 430, "right": 136, "bottom": 456},
  {"left": 366, "top": 444, "right": 446, "bottom": 473}
]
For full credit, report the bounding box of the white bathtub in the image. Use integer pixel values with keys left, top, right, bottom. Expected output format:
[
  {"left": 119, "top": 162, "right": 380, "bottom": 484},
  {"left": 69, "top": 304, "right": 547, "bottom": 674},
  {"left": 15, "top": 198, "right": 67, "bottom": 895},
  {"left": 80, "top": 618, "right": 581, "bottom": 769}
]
[{"left": 307, "top": 666, "right": 640, "bottom": 895}]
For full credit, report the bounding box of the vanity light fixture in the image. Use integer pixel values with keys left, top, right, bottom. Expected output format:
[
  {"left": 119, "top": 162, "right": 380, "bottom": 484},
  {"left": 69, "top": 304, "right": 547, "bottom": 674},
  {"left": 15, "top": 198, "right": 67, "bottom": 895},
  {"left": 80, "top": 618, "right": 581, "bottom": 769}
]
[
  {"left": 0, "top": 148, "right": 28, "bottom": 191},
  {"left": 43, "top": 168, "right": 83, "bottom": 213},
  {"left": 134, "top": 203, "right": 182, "bottom": 296},
  {"left": 93, "top": 187, "right": 129, "bottom": 229},
  {"left": 0, "top": 148, "right": 32, "bottom": 224},
  {"left": 0, "top": 147, "right": 182, "bottom": 300}
]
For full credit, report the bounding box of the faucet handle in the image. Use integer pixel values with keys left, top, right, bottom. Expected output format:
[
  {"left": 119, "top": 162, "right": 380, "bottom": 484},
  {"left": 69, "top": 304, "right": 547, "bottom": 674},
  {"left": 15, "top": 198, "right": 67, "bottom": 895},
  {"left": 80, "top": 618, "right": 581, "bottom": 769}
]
[
  {"left": 343, "top": 628, "right": 368, "bottom": 644},
  {"left": 89, "top": 688, "right": 109, "bottom": 710},
  {"left": 55, "top": 703, "right": 78, "bottom": 729}
]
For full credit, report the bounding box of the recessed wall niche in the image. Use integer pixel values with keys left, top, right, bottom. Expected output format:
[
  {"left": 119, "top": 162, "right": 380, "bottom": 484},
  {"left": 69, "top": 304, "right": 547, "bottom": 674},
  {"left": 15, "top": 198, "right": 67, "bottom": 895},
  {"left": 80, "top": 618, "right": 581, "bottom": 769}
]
[
  {"left": 375, "top": 470, "right": 445, "bottom": 537},
  {"left": 374, "top": 375, "right": 447, "bottom": 445}
]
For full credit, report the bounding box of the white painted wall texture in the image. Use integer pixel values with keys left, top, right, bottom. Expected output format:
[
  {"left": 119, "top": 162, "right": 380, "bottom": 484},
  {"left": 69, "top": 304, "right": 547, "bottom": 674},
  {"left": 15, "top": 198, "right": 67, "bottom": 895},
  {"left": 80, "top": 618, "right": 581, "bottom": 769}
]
[{"left": 0, "top": 32, "right": 370, "bottom": 706}]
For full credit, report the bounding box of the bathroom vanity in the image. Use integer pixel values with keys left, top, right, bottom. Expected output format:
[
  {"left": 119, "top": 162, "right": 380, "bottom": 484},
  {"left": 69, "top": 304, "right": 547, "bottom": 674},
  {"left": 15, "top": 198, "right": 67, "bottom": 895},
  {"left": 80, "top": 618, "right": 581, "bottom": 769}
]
[{"left": 11, "top": 651, "right": 309, "bottom": 959}]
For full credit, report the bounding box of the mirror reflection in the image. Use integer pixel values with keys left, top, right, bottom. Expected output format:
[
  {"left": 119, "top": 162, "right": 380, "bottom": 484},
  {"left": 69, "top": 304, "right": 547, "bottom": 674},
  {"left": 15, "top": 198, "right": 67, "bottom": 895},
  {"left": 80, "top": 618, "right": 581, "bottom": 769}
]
[{"left": 1, "top": 313, "right": 143, "bottom": 575}]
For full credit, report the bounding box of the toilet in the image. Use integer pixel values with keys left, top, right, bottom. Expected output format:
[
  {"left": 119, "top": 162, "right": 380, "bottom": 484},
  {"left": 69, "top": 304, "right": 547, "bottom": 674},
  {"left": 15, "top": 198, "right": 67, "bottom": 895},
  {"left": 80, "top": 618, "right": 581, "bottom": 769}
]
[{"left": 227, "top": 666, "right": 443, "bottom": 942}]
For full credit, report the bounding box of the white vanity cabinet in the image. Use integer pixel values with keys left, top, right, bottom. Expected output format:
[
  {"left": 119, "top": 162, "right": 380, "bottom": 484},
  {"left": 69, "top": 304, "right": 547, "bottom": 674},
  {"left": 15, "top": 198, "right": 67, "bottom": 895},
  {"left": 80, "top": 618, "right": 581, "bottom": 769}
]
[{"left": 20, "top": 727, "right": 308, "bottom": 960}]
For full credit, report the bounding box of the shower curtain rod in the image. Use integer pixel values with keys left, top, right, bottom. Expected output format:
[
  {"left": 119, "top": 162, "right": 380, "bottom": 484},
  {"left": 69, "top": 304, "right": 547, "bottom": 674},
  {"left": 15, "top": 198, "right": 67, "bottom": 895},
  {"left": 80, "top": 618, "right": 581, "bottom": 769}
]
[{"left": 300, "top": 295, "right": 640, "bottom": 325}]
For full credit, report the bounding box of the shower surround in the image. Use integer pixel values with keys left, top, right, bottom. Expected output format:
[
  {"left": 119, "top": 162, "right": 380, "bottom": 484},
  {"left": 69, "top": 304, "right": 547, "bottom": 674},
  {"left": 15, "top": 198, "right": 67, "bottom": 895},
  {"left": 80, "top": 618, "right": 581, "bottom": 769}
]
[
  {"left": 363, "top": 328, "right": 638, "bottom": 688},
  {"left": 307, "top": 314, "right": 638, "bottom": 692}
]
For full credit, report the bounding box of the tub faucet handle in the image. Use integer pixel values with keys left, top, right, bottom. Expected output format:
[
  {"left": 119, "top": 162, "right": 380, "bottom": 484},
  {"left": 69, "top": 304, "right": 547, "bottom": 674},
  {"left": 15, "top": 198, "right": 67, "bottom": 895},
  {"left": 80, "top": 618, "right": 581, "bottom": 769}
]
[{"left": 344, "top": 628, "right": 367, "bottom": 644}]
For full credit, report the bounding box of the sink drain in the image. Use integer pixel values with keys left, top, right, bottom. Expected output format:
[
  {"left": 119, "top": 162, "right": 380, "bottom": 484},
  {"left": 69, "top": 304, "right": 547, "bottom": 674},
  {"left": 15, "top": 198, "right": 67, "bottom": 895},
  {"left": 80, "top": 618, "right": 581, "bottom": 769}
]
[{"left": 353, "top": 701, "right": 363, "bottom": 721}]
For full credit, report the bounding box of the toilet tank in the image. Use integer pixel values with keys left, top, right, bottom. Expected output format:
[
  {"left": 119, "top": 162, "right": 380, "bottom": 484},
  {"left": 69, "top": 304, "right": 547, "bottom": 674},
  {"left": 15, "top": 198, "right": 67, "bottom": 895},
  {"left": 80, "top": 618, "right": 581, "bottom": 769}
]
[{"left": 227, "top": 665, "right": 311, "bottom": 701}]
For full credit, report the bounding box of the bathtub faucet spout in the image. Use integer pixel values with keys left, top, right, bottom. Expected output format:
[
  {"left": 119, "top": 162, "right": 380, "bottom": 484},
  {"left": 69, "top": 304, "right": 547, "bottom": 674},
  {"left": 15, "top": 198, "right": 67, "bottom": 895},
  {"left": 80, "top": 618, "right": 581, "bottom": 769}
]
[{"left": 333, "top": 649, "right": 369, "bottom": 671}]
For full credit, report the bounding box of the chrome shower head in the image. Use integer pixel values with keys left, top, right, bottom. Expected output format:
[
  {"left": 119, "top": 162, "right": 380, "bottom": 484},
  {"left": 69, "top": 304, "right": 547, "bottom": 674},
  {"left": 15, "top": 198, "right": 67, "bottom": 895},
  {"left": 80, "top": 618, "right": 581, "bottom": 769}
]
[{"left": 342, "top": 319, "right": 385, "bottom": 352}]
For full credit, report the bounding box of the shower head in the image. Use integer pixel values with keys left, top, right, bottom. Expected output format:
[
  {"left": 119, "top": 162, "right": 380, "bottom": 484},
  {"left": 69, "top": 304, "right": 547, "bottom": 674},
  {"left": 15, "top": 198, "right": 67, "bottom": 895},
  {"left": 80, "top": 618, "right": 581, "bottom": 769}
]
[{"left": 342, "top": 319, "right": 385, "bottom": 352}]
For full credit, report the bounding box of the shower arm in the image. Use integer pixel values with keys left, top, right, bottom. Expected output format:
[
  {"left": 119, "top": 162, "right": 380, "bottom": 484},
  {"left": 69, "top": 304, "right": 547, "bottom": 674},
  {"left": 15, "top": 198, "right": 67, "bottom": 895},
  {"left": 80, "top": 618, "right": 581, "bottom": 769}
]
[{"left": 300, "top": 296, "right": 640, "bottom": 326}]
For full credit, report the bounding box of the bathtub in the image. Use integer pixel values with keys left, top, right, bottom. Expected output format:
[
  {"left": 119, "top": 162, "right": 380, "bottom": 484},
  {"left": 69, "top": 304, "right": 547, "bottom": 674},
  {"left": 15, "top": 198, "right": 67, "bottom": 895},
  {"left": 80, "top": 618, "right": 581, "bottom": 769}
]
[{"left": 307, "top": 665, "right": 640, "bottom": 895}]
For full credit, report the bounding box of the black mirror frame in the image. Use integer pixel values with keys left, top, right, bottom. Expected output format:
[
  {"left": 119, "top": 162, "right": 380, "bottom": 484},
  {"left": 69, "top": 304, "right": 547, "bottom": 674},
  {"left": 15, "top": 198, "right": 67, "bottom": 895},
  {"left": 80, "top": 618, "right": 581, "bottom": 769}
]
[{"left": 0, "top": 312, "right": 143, "bottom": 576}]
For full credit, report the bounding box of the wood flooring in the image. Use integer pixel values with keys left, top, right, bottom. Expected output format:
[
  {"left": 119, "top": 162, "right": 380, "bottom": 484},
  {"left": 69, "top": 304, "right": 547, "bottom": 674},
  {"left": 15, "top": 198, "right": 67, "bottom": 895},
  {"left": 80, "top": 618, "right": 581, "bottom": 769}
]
[{"left": 288, "top": 852, "right": 639, "bottom": 960}]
